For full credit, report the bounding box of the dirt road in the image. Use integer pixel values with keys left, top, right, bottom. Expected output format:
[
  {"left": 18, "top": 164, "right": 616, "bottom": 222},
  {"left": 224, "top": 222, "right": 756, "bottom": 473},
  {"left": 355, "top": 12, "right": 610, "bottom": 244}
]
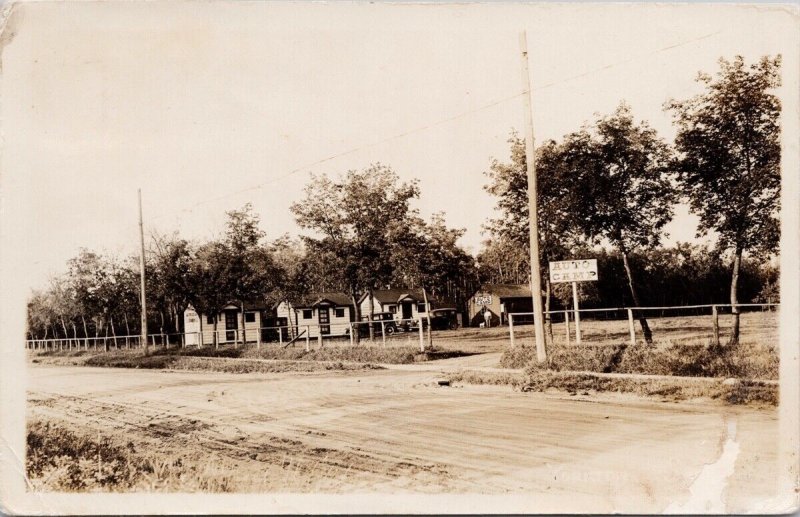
[{"left": 27, "top": 363, "right": 780, "bottom": 512}]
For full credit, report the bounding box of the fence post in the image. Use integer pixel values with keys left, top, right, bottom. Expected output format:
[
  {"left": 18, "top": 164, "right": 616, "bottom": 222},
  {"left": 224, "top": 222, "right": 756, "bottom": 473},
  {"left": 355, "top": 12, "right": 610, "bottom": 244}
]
[
  {"left": 418, "top": 321, "right": 425, "bottom": 352},
  {"left": 564, "top": 310, "right": 570, "bottom": 346},
  {"left": 257, "top": 326, "right": 262, "bottom": 350},
  {"left": 572, "top": 281, "right": 582, "bottom": 345},
  {"left": 627, "top": 309, "right": 636, "bottom": 346},
  {"left": 380, "top": 321, "right": 386, "bottom": 347},
  {"left": 712, "top": 305, "right": 720, "bottom": 346},
  {"left": 278, "top": 327, "right": 283, "bottom": 346},
  {"left": 349, "top": 323, "right": 354, "bottom": 346},
  {"left": 318, "top": 331, "right": 323, "bottom": 349},
  {"left": 305, "top": 326, "right": 310, "bottom": 352},
  {"left": 508, "top": 314, "right": 515, "bottom": 348}
]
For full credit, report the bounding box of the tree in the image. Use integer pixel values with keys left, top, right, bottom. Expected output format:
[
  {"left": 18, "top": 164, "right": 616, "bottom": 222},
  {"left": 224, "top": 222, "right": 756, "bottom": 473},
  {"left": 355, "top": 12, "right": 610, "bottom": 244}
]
[
  {"left": 221, "top": 204, "right": 278, "bottom": 345},
  {"left": 483, "top": 132, "right": 580, "bottom": 340},
  {"left": 564, "top": 104, "right": 676, "bottom": 343},
  {"left": 149, "top": 233, "right": 193, "bottom": 339},
  {"left": 389, "top": 212, "right": 476, "bottom": 308},
  {"left": 667, "top": 55, "right": 781, "bottom": 345},
  {"left": 291, "top": 164, "right": 420, "bottom": 341},
  {"left": 188, "top": 240, "right": 232, "bottom": 347}
]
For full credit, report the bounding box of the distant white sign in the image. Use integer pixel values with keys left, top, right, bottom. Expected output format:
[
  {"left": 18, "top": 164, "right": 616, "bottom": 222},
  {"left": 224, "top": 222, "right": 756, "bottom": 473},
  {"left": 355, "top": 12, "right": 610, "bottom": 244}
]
[
  {"left": 549, "top": 259, "right": 598, "bottom": 283},
  {"left": 474, "top": 294, "right": 492, "bottom": 306}
]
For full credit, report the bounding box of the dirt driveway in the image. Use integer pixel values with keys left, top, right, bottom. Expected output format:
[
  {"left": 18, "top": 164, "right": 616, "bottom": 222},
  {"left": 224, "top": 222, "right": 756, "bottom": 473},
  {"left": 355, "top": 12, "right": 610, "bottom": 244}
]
[{"left": 27, "top": 363, "right": 780, "bottom": 512}]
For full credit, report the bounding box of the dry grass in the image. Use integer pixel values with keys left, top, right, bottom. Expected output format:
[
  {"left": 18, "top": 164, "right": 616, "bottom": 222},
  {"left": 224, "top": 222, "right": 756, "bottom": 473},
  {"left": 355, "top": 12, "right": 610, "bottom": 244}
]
[
  {"left": 447, "top": 368, "right": 777, "bottom": 406},
  {"left": 29, "top": 343, "right": 470, "bottom": 372},
  {"left": 501, "top": 339, "right": 778, "bottom": 380},
  {"left": 522, "top": 371, "right": 778, "bottom": 406},
  {"left": 26, "top": 418, "right": 239, "bottom": 492}
]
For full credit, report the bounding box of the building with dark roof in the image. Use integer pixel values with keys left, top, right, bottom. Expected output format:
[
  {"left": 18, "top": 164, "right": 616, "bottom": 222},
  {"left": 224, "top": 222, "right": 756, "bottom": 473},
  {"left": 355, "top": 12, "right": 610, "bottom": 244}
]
[{"left": 468, "top": 284, "right": 538, "bottom": 327}]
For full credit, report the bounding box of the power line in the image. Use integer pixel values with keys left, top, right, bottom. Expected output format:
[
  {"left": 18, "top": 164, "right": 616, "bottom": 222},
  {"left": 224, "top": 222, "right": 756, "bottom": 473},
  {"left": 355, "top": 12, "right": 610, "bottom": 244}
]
[{"left": 146, "top": 28, "right": 723, "bottom": 224}]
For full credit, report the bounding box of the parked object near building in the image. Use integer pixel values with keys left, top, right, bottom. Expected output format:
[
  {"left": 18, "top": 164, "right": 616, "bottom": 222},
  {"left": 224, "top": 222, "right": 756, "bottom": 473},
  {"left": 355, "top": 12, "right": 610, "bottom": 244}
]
[
  {"left": 276, "top": 292, "right": 355, "bottom": 338},
  {"left": 357, "top": 288, "right": 431, "bottom": 323},
  {"left": 184, "top": 300, "right": 269, "bottom": 346},
  {"left": 430, "top": 308, "right": 460, "bottom": 330},
  {"left": 468, "top": 284, "right": 542, "bottom": 326}
]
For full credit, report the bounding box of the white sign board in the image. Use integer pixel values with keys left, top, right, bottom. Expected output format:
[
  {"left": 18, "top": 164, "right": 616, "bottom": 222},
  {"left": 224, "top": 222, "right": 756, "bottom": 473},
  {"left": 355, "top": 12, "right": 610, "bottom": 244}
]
[
  {"left": 549, "top": 259, "right": 598, "bottom": 283},
  {"left": 474, "top": 294, "right": 492, "bottom": 306}
]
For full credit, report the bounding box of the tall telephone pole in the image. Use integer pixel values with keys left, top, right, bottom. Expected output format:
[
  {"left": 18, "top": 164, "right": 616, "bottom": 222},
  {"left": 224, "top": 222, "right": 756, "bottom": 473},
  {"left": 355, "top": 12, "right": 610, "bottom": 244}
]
[
  {"left": 138, "top": 189, "right": 149, "bottom": 354},
  {"left": 519, "top": 31, "right": 547, "bottom": 363}
]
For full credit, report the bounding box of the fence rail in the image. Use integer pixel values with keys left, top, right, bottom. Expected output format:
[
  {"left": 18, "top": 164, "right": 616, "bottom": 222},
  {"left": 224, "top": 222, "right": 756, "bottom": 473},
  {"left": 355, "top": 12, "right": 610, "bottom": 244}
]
[
  {"left": 507, "top": 303, "right": 779, "bottom": 347},
  {"left": 26, "top": 317, "right": 431, "bottom": 353}
]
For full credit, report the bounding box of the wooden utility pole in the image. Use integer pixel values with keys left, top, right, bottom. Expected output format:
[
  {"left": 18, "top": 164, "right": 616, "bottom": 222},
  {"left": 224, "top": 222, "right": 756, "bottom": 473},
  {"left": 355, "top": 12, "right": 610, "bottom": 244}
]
[
  {"left": 519, "top": 31, "right": 547, "bottom": 363},
  {"left": 138, "top": 189, "right": 149, "bottom": 354}
]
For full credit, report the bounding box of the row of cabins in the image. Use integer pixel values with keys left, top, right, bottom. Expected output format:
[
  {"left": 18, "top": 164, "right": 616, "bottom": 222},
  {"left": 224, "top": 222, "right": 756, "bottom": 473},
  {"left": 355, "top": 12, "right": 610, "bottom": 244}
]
[{"left": 184, "top": 284, "right": 538, "bottom": 345}]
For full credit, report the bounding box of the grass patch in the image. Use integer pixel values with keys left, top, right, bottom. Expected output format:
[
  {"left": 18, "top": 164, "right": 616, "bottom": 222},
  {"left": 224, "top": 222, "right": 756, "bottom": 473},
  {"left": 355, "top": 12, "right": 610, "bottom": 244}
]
[
  {"left": 26, "top": 418, "right": 235, "bottom": 491},
  {"left": 501, "top": 340, "right": 778, "bottom": 380},
  {"left": 448, "top": 370, "right": 526, "bottom": 388},
  {"left": 521, "top": 370, "right": 778, "bottom": 406},
  {"left": 33, "top": 343, "right": 469, "bottom": 369}
]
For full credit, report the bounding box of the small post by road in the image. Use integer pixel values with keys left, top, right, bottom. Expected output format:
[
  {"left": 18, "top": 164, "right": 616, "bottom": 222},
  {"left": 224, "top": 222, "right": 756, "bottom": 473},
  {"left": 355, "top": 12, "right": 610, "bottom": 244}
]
[
  {"left": 508, "top": 313, "right": 515, "bottom": 348},
  {"left": 712, "top": 305, "right": 720, "bottom": 345},
  {"left": 318, "top": 332, "right": 323, "bottom": 349},
  {"left": 572, "top": 281, "right": 582, "bottom": 345},
  {"left": 305, "top": 326, "right": 310, "bottom": 352},
  {"left": 627, "top": 308, "right": 636, "bottom": 345},
  {"left": 349, "top": 323, "right": 354, "bottom": 346},
  {"left": 422, "top": 287, "right": 433, "bottom": 347},
  {"left": 380, "top": 320, "right": 386, "bottom": 347},
  {"left": 418, "top": 320, "right": 425, "bottom": 352},
  {"left": 564, "top": 310, "right": 570, "bottom": 346}
]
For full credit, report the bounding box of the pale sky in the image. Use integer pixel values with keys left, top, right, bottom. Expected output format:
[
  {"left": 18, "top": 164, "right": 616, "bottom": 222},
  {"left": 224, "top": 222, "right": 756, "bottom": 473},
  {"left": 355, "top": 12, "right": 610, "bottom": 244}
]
[{"left": 2, "top": 2, "right": 797, "bottom": 290}]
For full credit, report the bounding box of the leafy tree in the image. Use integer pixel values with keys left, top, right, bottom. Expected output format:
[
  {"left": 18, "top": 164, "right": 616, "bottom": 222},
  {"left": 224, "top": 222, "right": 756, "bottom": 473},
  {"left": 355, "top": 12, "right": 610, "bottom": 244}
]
[
  {"left": 291, "top": 164, "right": 420, "bottom": 341},
  {"left": 483, "top": 132, "right": 585, "bottom": 340},
  {"left": 389, "top": 212, "right": 476, "bottom": 308},
  {"left": 221, "top": 204, "right": 278, "bottom": 344},
  {"left": 564, "top": 104, "right": 676, "bottom": 343},
  {"left": 188, "top": 240, "right": 232, "bottom": 347},
  {"left": 667, "top": 55, "right": 781, "bottom": 345}
]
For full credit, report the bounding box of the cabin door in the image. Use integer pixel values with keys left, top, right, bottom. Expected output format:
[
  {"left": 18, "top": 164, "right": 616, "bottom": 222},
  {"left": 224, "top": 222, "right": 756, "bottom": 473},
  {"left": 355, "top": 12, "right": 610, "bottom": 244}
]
[
  {"left": 318, "top": 307, "right": 330, "bottom": 335},
  {"left": 401, "top": 301, "right": 413, "bottom": 320},
  {"left": 225, "top": 310, "right": 238, "bottom": 342}
]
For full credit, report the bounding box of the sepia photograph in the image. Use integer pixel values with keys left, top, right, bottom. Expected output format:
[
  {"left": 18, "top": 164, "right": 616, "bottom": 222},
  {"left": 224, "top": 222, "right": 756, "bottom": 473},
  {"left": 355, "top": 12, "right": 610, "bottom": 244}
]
[{"left": 0, "top": 1, "right": 798, "bottom": 514}]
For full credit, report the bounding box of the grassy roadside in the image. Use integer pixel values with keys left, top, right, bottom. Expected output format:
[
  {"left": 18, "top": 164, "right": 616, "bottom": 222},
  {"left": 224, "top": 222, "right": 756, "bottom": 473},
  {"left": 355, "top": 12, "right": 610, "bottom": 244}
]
[
  {"left": 29, "top": 344, "right": 470, "bottom": 372},
  {"left": 447, "top": 368, "right": 778, "bottom": 406},
  {"left": 500, "top": 340, "right": 778, "bottom": 380}
]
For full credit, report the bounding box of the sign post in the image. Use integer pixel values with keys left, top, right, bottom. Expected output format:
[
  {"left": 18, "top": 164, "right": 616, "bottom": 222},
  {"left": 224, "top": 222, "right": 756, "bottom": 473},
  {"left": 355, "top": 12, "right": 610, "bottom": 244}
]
[
  {"left": 572, "top": 281, "right": 582, "bottom": 344},
  {"left": 549, "top": 259, "right": 599, "bottom": 345}
]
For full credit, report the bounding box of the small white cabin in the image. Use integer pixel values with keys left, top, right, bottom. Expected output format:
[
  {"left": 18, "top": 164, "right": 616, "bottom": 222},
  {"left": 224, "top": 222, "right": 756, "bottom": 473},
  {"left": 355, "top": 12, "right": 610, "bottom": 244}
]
[
  {"left": 357, "top": 288, "right": 431, "bottom": 323},
  {"left": 276, "top": 292, "right": 354, "bottom": 339},
  {"left": 184, "top": 301, "right": 267, "bottom": 346}
]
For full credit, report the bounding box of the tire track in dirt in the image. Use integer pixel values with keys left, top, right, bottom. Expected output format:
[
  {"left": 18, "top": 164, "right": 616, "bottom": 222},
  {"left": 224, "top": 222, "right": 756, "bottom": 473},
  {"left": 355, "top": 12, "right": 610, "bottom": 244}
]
[{"left": 28, "top": 365, "right": 779, "bottom": 502}]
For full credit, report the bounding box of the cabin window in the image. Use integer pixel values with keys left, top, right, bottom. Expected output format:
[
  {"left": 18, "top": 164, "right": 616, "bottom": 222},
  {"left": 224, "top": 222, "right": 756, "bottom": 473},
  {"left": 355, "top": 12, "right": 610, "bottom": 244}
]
[
  {"left": 302, "top": 309, "right": 313, "bottom": 320},
  {"left": 245, "top": 312, "right": 256, "bottom": 323},
  {"left": 387, "top": 305, "right": 397, "bottom": 314},
  {"left": 418, "top": 303, "right": 426, "bottom": 313},
  {"left": 206, "top": 315, "right": 215, "bottom": 324},
  {"left": 335, "top": 308, "right": 345, "bottom": 318}
]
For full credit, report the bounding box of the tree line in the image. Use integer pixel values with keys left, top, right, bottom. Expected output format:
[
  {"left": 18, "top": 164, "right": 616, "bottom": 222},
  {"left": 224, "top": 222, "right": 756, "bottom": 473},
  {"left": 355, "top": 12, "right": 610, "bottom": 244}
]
[
  {"left": 27, "top": 55, "right": 781, "bottom": 346},
  {"left": 481, "top": 55, "right": 780, "bottom": 344}
]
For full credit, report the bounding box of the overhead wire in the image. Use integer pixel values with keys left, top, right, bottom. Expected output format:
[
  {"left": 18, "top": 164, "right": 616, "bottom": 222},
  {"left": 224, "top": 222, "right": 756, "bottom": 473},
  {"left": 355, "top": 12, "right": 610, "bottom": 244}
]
[{"left": 143, "top": 28, "right": 723, "bottom": 226}]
